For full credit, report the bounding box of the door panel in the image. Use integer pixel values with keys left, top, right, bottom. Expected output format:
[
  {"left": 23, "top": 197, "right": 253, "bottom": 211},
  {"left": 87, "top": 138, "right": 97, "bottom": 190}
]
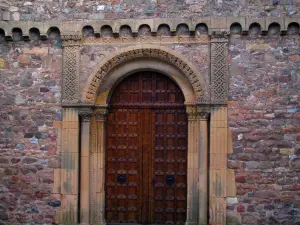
[
  {"left": 106, "top": 109, "right": 142, "bottom": 223},
  {"left": 106, "top": 72, "right": 187, "bottom": 224},
  {"left": 151, "top": 109, "right": 187, "bottom": 225}
]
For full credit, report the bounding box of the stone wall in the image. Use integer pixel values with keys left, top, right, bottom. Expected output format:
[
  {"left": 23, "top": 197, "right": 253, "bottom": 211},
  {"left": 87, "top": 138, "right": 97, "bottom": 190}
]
[
  {"left": 0, "top": 39, "right": 62, "bottom": 223},
  {"left": 227, "top": 34, "right": 300, "bottom": 224},
  {"left": 1, "top": 0, "right": 300, "bottom": 21},
  {"left": 0, "top": 1, "right": 300, "bottom": 224}
]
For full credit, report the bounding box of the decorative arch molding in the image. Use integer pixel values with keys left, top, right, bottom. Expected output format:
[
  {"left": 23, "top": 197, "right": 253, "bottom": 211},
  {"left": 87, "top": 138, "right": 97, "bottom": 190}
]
[
  {"left": 92, "top": 58, "right": 197, "bottom": 105},
  {"left": 82, "top": 45, "right": 209, "bottom": 104}
]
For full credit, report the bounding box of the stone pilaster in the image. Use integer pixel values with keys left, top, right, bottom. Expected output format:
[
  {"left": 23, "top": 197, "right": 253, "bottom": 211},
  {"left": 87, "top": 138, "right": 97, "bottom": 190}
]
[
  {"left": 78, "top": 108, "right": 93, "bottom": 224},
  {"left": 90, "top": 107, "right": 107, "bottom": 225},
  {"left": 209, "top": 106, "right": 228, "bottom": 225},
  {"left": 58, "top": 108, "right": 80, "bottom": 224}
]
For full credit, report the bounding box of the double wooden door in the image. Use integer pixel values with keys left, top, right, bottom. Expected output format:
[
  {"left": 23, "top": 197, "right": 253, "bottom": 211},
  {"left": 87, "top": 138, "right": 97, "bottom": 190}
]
[{"left": 105, "top": 72, "right": 187, "bottom": 224}]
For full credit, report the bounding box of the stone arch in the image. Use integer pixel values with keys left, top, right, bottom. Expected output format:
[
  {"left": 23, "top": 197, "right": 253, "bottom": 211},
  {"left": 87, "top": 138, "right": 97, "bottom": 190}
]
[{"left": 82, "top": 45, "right": 208, "bottom": 104}]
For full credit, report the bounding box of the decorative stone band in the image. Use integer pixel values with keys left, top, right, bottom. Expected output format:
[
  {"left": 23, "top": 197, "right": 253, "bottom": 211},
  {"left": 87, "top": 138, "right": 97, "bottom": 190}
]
[
  {"left": 210, "top": 31, "right": 230, "bottom": 42},
  {"left": 61, "top": 35, "right": 81, "bottom": 47},
  {"left": 0, "top": 17, "right": 299, "bottom": 39}
]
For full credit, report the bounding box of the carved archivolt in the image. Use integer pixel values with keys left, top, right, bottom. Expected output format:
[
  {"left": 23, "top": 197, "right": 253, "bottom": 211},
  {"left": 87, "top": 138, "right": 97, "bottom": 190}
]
[{"left": 83, "top": 45, "right": 207, "bottom": 103}]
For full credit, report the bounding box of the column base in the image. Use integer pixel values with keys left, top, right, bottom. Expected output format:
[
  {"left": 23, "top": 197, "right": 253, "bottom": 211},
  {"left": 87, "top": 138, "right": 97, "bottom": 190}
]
[
  {"left": 80, "top": 222, "right": 106, "bottom": 225},
  {"left": 185, "top": 222, "right": 198, "bottom": 225}
]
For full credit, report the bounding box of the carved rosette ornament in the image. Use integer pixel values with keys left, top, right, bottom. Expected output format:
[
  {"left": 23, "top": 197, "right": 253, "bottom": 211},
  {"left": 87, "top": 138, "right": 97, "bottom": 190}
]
[
  {"left": 210, "top": 31, "right": 229, "bottom": 104},
  {"left": 62, "top": 34, "right": 81, "bottom": 106}
]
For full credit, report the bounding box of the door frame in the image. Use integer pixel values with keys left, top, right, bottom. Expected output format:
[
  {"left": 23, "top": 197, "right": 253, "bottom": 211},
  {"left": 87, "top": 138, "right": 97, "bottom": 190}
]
[{"left": 57, "top": 44, "right": 230, "bottom": 225}]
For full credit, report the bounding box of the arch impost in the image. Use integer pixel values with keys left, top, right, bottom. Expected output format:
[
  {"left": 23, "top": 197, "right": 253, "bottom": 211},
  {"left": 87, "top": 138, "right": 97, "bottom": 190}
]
[{"left": 61, "top": 101, "right": 95, "bottom": 108}]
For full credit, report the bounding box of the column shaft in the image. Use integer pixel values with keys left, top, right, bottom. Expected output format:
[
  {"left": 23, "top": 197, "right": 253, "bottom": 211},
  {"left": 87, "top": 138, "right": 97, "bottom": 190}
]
[
  {"left": 199, "top": 117, "right": 208, "bottom": 225},
  {"left": 80, "top": 116, "right": 91, "bottom": 224},
  {"left": 186, "top": 106, "right": 200, "bottom": 225}
]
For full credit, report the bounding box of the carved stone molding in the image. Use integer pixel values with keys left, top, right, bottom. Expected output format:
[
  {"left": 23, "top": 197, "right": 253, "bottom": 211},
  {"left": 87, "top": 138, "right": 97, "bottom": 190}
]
[
  {"left": 82, "top": 36, "right": 209, "bottom": 45},
  {"left": 61, "top": 35, "right": 81, "bottom": 47},
  {"left": 210, "top": 32, "right": 229, "bottom": 104},
  {"left": 210, "top": 31, "right": 230, "bottom": 42},
  {"left": 62, "top": 45, "right": 80, "bottom": 105},
  {"left": 85, "top": 47, "right": 207, "bottom": 103}
]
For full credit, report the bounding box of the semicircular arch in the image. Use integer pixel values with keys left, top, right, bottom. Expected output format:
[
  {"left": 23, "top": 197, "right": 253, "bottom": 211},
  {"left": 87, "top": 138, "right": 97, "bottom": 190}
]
[{"left": 82, "top": 45, "right": 208, "bottom": 104}]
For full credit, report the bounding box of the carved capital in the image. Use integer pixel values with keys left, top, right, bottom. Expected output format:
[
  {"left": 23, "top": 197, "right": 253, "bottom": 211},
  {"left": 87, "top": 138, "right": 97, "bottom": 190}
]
[
  {"left": 186, "top": 106, "right": 197, "bottom": 121},
  {"left": 95, "top": 108, "right": 108, "bottom": 121},
  {"left": 199, "top": 112, "right": 209, "bottom": 120},
  {"left": 187, "top": 106, "right": 210, "bottom": 121},
  {"left": 78, "top": 108, "right": 93, "bottom": 122},
  {"left": 197, "top": 106, "right": 210, "bottom": 120}
]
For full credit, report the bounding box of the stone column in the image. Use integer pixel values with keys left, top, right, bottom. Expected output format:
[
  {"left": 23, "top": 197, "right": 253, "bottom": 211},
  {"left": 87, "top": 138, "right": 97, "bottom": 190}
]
[
  {"left": 186, "top": 106, "right": 200, "bottom": 225},
  {"left": 78, "top": 108, "right": 93, "bottom": 224},
  {"left": 209, "top": 106, "right": 228, "bottom": 225},
  {"left": 90, "top": 108, "right": 107, "bottom": 225},
  {"left": 58, "top": 108, "right": 80, "bottom": 224},
  {"left": 198, "top": 108, "right": 209, "bottom": 225}
]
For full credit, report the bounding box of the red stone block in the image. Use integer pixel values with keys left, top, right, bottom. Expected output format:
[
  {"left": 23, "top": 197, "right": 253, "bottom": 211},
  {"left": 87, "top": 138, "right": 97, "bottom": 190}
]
[
  {"left": 235, "top": 175, "right": 246, "bottom": 183},
  {"left": 237, "top": 204, "right": 245, "bottom": 213}
]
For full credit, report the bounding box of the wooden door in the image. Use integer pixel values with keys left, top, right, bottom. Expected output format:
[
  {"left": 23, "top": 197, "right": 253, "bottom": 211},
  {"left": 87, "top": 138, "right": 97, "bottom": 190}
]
[{"left": 105, "top": 72, "right": 187, "bottom": 224}]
